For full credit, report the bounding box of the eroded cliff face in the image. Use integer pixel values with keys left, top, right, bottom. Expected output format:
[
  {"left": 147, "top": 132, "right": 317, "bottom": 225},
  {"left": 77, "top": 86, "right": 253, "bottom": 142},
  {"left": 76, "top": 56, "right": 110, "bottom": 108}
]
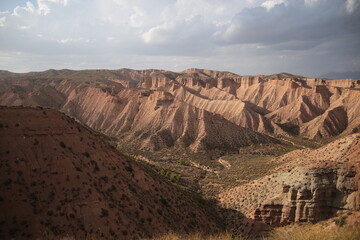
[
  {"left": 0, "top": 68, "right": 359, "bottom": 152},
  {"left": 219, "top": 134, "right": 360, "bottom": 226},
  {"left": 254, "top": 167, "right": 358, "bottom": 226}
]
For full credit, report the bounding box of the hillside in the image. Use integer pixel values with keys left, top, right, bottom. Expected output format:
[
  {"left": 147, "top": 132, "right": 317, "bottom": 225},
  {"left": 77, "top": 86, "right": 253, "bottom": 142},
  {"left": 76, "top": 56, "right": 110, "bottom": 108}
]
[
  {"left": 0, "top": 68, "right": 359, "bottom": 153},
  {"left": 219, "top": 133, "right": 360, "bottom": 225},
  {"left": 0, "top": 68, "right": 359, "bottom": 238},
  {"left": 0, "top": 106, "right": 223, "bottom": 240}
]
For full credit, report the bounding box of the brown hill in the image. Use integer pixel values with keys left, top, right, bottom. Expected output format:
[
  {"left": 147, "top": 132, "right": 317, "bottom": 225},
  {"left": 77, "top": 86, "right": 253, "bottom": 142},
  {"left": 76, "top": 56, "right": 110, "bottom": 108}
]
[
  {"left": 0, "top": 71, "right": 279, "bottom": 152},
  {"left": 218, "top": 133, "right": 360, "bottom": 225},
  {"left": 0, "top": 68, "right": 359, "bottom": 151},
  {"left": 300, "top": 89, "right": 360, "bottom": 138},
  {"left": 0, "top": 106, "right": 223, "bottom": 240}
]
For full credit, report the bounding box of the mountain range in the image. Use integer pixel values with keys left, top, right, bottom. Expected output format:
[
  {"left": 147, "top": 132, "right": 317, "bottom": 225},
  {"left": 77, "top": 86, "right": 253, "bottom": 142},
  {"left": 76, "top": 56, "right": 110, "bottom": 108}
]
[
  {"left": 0, "top": 68, "right": 359, "bottom": 239},
  {"left": 0, "top": 68, "right": 359, "bottom": 152}
]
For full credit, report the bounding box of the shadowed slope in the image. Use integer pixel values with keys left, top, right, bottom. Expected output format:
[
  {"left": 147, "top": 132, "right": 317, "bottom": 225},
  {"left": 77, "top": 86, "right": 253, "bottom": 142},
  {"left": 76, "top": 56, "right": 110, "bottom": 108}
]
[
  {"left": 0, "top": 68, "right": 359, "bottom": 148},
  {"left": 0, "top": 107, "right": 223, "bottom": 240}
]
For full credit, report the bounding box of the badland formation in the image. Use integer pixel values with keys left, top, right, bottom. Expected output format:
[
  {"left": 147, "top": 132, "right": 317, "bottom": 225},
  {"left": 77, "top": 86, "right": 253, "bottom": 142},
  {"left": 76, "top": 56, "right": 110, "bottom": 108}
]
[{"left": 0, "top": 68, "right": 359, "bottom": 239}]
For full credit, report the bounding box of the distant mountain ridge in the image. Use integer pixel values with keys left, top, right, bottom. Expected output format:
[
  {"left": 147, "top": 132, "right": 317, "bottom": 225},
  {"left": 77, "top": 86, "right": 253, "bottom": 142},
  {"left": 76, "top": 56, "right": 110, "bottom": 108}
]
[
  {"left": 319, "top": 71, "right": 360, "bottom": 79},
  {"left": 0, "top": 68, "right": 359, "bottom": 152}
]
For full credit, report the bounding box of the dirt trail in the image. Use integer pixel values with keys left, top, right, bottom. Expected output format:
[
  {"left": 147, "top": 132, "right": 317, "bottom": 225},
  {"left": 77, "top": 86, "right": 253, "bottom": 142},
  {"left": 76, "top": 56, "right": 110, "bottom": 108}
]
[{"left": 218, "top": 158, "right": 231, "bottom": 169}]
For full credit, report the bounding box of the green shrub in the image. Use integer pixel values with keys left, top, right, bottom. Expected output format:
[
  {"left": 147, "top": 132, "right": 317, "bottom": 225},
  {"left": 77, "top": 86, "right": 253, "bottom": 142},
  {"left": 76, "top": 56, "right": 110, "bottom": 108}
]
[
  {"left": 100, "top": 208, "right": 109, "bottom": 218},
  {"left": 158, "top": 169, "right": 181, "bottom": 183},
  {"left": 334, "top": 216, "right": 347, "bottom": 227},
  {"left": 59, "top": 141, "right": 66, "bottom": 148},
  {"left": 178, "top": 159, "right": 190, "bottom": 166},
  {"left": 82, "top": 152, "right": 90, "bottom": 158}
]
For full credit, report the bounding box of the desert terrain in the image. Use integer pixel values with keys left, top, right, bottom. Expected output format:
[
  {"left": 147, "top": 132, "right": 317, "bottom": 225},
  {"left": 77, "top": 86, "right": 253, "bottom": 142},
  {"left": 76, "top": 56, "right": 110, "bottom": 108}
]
[{"left": 0, "top": 68, "right": 359, "bottom": 239}]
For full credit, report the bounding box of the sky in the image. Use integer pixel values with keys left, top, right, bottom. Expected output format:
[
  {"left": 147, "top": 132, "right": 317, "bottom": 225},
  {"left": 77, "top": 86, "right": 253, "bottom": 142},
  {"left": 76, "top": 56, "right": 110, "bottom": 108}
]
[{"left": 0, "top": 0, "right": 359, "bottom": 77}]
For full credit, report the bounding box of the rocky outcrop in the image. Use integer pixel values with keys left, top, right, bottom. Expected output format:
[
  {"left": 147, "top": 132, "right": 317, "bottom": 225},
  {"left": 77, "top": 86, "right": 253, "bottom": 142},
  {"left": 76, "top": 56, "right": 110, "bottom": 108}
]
[
  {"left": 138, "top": 77, "right": 173, "bottom": 89},
  {"left": 300, "top": 89, "right": 360, "bottom": 139},
  {"left": 0, "top": 72, "right": 280, "bottom": 152},
  {"left": 218, "top": 134, "right": 360, "bottom": 225},
  {"left": 300, "top": 106, "right": 348, "bottom": 138},
  {"left": 124, "top": 100, "right": 278, "bottom": 152},
  {"left": 304, "top": 78, "right": 359, "bottom": 89},
  {"left": 0, "top": 68, "right": 359, "bottom": 149},
  {"left": 265, "top": 95, "right": 324, "bottom": 126},
  {"left": 235, "top": 76, "right": 263, "bottom": 88},
  {"left": 254, "top": 167, "right": 358, "bottom": 226}
]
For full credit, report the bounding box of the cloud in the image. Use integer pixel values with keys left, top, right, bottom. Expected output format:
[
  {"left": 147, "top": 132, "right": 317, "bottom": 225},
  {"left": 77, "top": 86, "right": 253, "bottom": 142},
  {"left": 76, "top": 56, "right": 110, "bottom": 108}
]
[
  {"left": 0, "top": 16, "right": 6, "bottom": 27},
  {"left": 261, "top": 0, "right": 286, "bottom": 10},
  {"left": 57, "top": 38, "right": 91, "bottom": 44},
  {"left": 12, "top": 2, "right": 36, "bottom": 16},
  {"left": 130, "top": 6, "right": 146, "bottom": 27},
  {"left": 223, "top": 0, "right": 360, "bottom": 50},
  {"left": 304, "top": 0, "right": 321, "bottom": 7},
  {"left": 346, "top": 0, "right": 360, "bottom": 13},
  {"left": 37, "top": 0, "right": 69, "bottom": 15},
  {"left": 142, "top": 16, "right": 211, "bottom": 44},
  {"left": 0, "top": 0, "right": 359, "bottom": 77},
  {"left": 12, "top": 0, "right": 67, "bottom": 17}
]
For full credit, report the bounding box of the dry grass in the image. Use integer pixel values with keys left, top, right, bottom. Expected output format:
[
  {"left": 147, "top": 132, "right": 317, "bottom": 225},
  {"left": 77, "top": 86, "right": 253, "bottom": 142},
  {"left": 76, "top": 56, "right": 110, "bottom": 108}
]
[
  {"left": 149, "top": 222, "right": 360, "bottom": 240},
  {"left": 146, "top": 232, "right": 242, "bottom": 240},
  {"left": 268, "top": 223, "right": 360, "bottom": 240},
  {"left": 32, "top": 223, "right": 360, "bottom": 240}
]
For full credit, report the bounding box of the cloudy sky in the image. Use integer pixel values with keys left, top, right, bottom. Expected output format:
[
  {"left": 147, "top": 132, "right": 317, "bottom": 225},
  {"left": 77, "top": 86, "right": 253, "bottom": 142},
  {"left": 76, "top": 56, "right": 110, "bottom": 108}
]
[{"left": 0, "top": 0, "right": 359, "bottom": 76}]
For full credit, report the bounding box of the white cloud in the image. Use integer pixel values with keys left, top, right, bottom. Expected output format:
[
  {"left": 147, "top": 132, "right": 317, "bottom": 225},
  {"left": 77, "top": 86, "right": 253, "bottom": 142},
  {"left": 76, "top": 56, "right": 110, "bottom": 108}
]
[
  {"left": 346, "top": 0, "right": 360, "bottom": 13},
  {"left": 12, "top": 0, "right": 69, "bottom": 17},
  {"left": 261, "top": 0, "right": 286, "bottom": 10},
  {"left": 0, "top": 0, "right": 359, "bottom": 77},
  {"left": 57, "top": 38, "right": 92, "bottom": 44},
  {"left": 141, "top": 15, "right": 215, "bottom": 52},
  {"left": 18, "top": 25, "right": 31, "bottom": 30},
  {"left": 142, "top": 23, "right": 171, "bottom": 44},
  {"left": 0, "top": 16, "right": 6, "bottom": 27},
  {"left": 130, "top": 6, "right": 146, "bottom": 27},
  {"left": 37, "top": 0, "right": 52, "bottom": 15},
  {"left": 304, "top": 0, "right": 322, "bottom": 7},
  {"left": 12, "top": 2, "right": 36, "bottom": 16},
  {"left": 52, "top": 0, "right": 69, "bottom": 6}
]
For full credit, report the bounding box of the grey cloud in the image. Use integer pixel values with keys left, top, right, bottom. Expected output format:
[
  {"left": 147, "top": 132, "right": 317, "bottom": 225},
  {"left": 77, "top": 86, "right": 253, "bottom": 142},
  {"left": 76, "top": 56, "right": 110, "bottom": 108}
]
[
  {"left": 224, "top": 0, "right": 360, "bottom": 50},
  {"left": 141, "top": 15, "right": 217, "bottom": 55},
  {"left": 0, "top": 0, "right": 359, "bottom": 77}
]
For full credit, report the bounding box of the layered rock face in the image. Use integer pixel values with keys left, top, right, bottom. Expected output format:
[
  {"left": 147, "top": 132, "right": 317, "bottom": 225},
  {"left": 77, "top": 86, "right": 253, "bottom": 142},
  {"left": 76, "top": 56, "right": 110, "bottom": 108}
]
[
  {"left": 254, "top": 167, "right": 358, "bottom": 225},
  {"left": 219, "top": 134, "right": 360, "bottom": 226},
  {"left": 0, "top": 68, "right": 359, "bottom": 152}
]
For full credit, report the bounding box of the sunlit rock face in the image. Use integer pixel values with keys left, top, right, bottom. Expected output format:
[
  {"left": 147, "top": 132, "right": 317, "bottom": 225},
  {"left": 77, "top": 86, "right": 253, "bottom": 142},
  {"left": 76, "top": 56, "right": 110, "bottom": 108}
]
[{"left": 254, "top": 167, "right": 358, "bottom": 226}]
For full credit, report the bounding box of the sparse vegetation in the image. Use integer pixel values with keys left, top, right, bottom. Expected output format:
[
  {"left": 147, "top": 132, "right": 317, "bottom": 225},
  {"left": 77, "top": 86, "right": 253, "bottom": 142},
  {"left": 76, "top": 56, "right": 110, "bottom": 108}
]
[
  {"left": 179, "top": 159, "right": 191, "bottom": 166},
  {"left": 334, "top": 215, "right": 347, "bottom": 227},
  {"left": 125, "top": 166, "right": 133, "bottom": 172},
  {"left": 1, "top": 95, "right": 359, "bottom": 240},
  {"left": 159, "top": 169, "right": 181, "bottom": 183},
  {"left": 100, "top": 208, "right": 109, "bottom": 218},
  {"left": 268, "top": 223, "right": 360, "bottom": 240},
  {"left": 82, "top": 152, "right": 90, "bottom": 158},
  {"left": 142, "top": 222, "right": 360, "bottom": 240},
  {"left": 146, "top": 232, "right": 236, "bottom": 240},
  {"left": 59, "top": 141, "right": 66, "bottom": 148}
]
